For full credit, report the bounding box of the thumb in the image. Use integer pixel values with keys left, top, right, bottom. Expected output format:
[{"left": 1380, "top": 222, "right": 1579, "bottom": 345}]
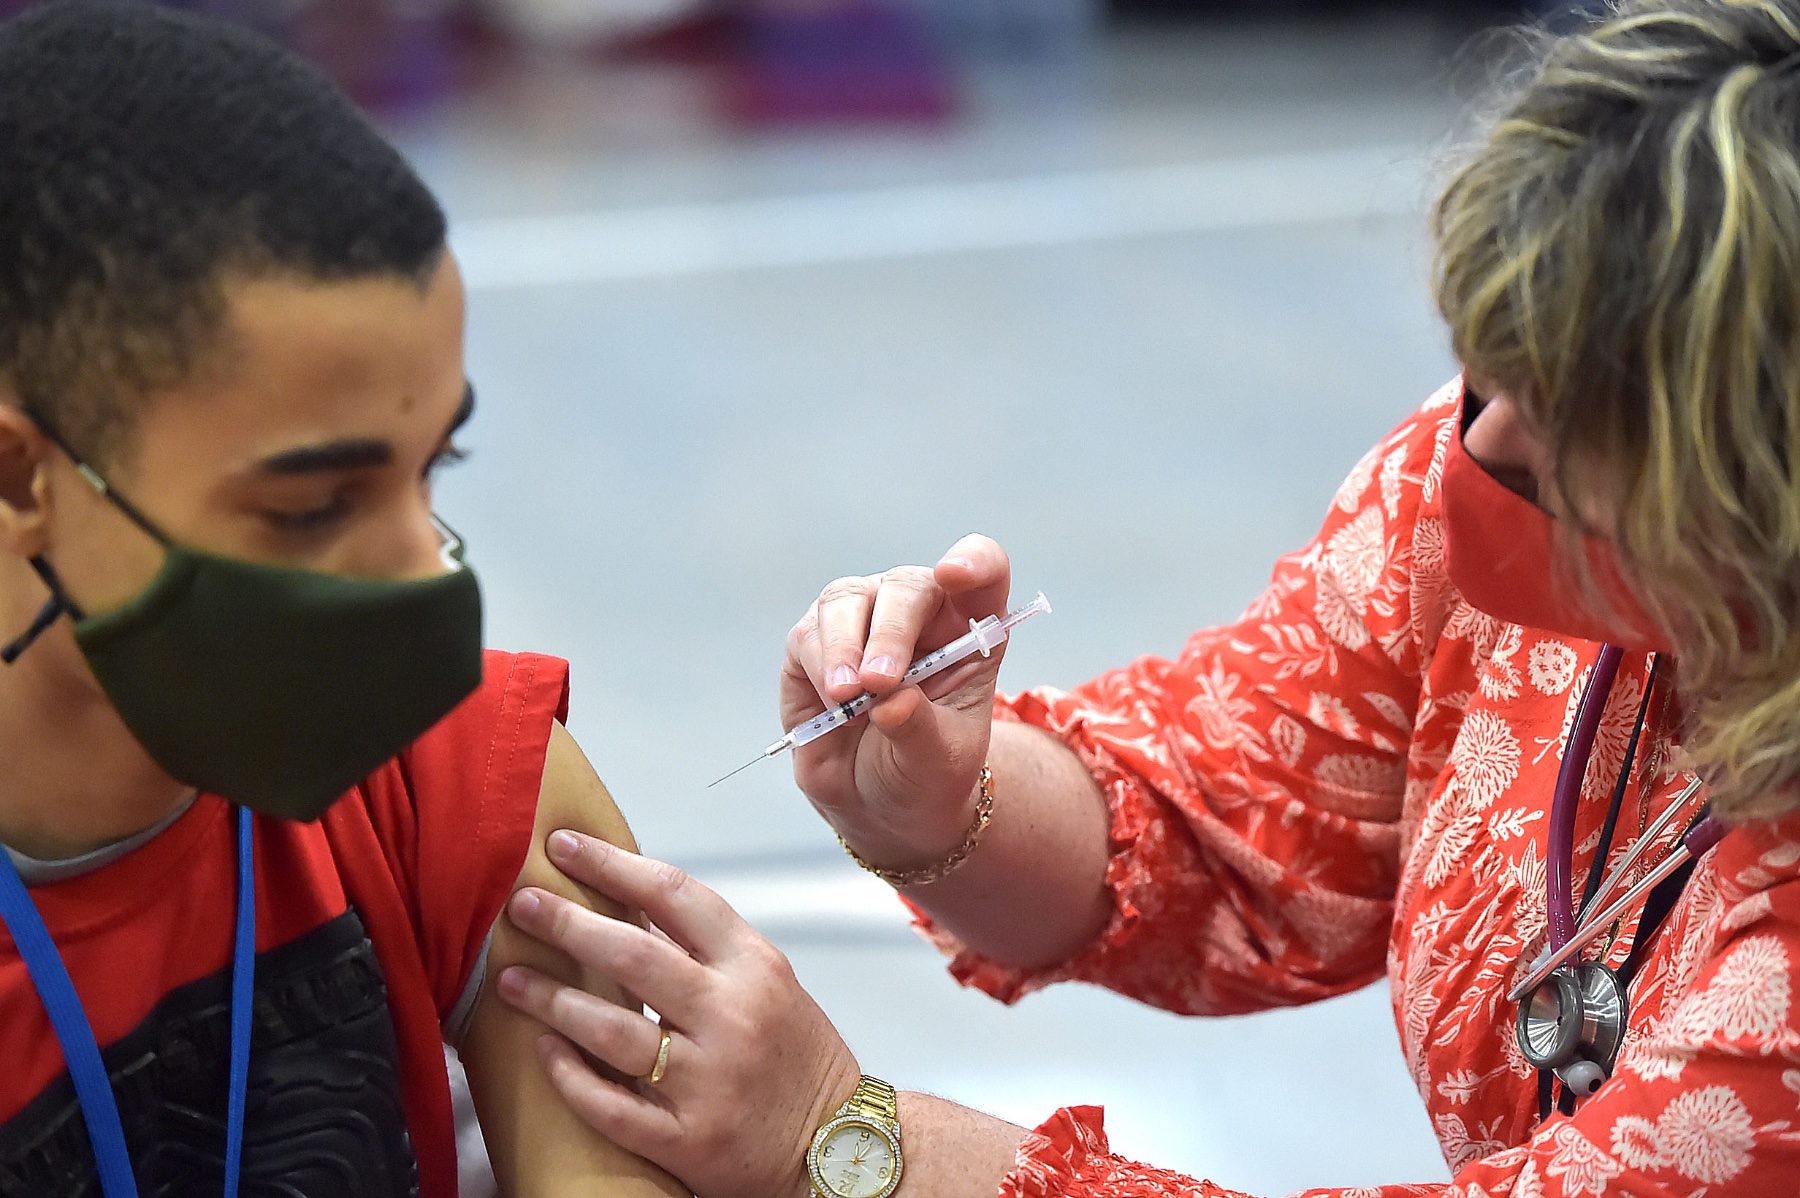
[{"left": 864, "top": 687, "right": 980, "bottom": 794}]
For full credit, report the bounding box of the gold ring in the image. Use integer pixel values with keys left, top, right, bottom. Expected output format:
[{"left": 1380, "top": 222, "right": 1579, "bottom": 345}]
[{"left": 646, "top": 1028, "right": 672, "bottom": 1086}]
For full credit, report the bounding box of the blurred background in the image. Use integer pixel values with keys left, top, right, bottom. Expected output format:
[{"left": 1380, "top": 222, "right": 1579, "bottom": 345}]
[{"left": 8, "top": 0, "right": 1602, "bottom": 1193}]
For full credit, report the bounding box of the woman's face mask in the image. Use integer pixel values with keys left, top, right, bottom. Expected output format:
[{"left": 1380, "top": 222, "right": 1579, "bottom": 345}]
[
  {"left": 1441, "top": 384, "right": 1664, "bottom": 652},
  {"left": 4, "top": 418, "right": 484, "bottom": 822}
]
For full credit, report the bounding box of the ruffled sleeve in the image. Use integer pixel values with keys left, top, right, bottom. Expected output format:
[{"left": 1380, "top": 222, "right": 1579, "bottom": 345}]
[
  {"left": 1002, "top": 1108, "right": 1221, "bottom": 1198},
  {"left": 913, "top": 385, "right": 1464, "bottom": 1015}
]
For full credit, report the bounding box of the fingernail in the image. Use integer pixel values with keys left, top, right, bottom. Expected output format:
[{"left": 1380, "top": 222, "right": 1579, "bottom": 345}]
[
  {"left": 942, "top": 556, "right": 974, "bottom": 572},
  {"left": 864, "top": 655, "right": 899, "bottom": 677},
  {"left": 828, "top": 664, "right": 859, "bottom": 689},
  {"left": 497, "top": 967, "right": 527, "bottom": 999},
  {"left": 512, "top": 890, "right": 541, "bottom": 919},
  {"left": 549, "top": 830, "right": 582, "bottom": 860}
]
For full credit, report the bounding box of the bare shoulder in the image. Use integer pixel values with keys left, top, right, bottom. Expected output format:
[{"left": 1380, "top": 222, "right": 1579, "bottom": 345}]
[
  {"left": 536, "top": 721, "right": 638, "bottom": 875},
  {"left": 460, "top": 721, "right": 685, "bottom": 1197}
]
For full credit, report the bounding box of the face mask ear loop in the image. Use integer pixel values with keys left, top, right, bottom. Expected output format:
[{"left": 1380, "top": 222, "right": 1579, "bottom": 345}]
[
  {"left": 2, "top": 556, "right": 85, "bottom": 664},
  {"left": 24, "top": 410, "right": 171, "bottom": 548},
  {"left": 4, "top": 411, "right": 141, "bottom": 663}
]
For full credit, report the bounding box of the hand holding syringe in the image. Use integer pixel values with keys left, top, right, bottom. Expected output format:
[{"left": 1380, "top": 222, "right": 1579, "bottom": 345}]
[{"left": 711, "top": 591, "right": 1052, "bottom": 787}]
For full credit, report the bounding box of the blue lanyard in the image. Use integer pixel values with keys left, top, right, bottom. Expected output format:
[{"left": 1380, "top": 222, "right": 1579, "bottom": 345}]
[{"left": 0, "top": 805, "right": 256, "bottom": 1198}]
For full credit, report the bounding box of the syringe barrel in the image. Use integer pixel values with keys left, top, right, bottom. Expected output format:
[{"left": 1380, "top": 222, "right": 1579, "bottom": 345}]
[
  {"left": 782, "top": 591, "right": 1052, "bottom": 752},
  {"left": 789, "top": 693, "right": 874, "bottom": 748},
  {"left": 968, "top": 615, "right": 1007, "bottom": 656}
]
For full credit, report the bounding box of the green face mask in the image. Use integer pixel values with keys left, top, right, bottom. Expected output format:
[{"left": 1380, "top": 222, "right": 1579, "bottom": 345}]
[{"left": 5, "top": 422, "right": 485, "bottom": 822}]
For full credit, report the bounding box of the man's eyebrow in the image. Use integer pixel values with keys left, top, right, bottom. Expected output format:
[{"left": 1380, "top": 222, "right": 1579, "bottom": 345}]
[{"left": 256, "top": 383, "right": 475, "bottom": 477}]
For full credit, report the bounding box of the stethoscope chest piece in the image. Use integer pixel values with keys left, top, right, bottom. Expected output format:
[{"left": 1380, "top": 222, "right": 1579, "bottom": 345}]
[{"left": 1516, "top": 961, "right": 1627, "bottom": 1097}]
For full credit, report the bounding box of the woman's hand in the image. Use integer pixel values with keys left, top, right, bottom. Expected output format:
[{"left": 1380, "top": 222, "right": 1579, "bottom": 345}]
[
  {"left": 782, "top": 533, "right": 1013, "bottom": 871},
  {"left": 497, "top": 830, "right": 863, "bottom": 1198}
]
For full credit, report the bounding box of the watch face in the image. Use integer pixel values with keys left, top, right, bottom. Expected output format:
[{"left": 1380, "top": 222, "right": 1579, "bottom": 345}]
[{"left": 812, "top": 1118, "right": 900, "bottom": 1198}]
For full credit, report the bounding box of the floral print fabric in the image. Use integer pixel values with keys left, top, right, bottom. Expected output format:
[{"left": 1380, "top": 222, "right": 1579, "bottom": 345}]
[{"left": 915, "top": 379, "right": 1800, "bottom": 1197}]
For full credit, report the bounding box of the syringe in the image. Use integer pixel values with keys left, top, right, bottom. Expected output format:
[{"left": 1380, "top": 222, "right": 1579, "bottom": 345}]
[{"left": 709, "top": 591, "right": 1052, "bottom": 787}]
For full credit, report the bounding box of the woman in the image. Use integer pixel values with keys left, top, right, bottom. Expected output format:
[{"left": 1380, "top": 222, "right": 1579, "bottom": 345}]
[{"left": 500, "top": 1, "right": 1800, "bottom": 1195}]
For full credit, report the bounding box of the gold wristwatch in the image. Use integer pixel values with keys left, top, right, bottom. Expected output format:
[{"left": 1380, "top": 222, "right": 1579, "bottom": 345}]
[{"left": 805, "top": 1076, "right": 904, "bottom": 1198}]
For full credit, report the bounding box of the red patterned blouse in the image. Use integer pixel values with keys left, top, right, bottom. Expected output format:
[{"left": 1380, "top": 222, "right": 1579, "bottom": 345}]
[{"left": 916, "top": 379, "right": 1800, "bottom": 1197}]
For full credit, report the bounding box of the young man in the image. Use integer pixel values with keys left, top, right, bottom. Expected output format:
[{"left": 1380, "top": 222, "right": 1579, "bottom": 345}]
[{"left": 0, "top": 4, "right": 679, "bottom": 1194}]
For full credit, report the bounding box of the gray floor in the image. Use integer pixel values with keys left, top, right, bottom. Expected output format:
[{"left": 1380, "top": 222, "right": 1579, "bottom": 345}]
[{"left": 408, "top": 17, "right": 1481, "bottom": 1194}]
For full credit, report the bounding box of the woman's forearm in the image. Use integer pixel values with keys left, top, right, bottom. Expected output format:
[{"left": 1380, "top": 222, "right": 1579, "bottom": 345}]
[
  {"left": 884, "top": 1092, "right": 1027, "bottom": 1198},
  {"left": 887, "top": 721, "right": 1113, "bottom": 970}
]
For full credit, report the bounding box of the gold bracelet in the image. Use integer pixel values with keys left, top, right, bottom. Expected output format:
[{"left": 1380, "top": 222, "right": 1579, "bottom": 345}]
[{"left": 839, "top": 767, "right": 995, "bottom": 888}]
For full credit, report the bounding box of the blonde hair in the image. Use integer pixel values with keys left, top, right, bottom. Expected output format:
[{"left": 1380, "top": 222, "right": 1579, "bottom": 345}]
[{"left": 1434, "top": 0, "right": 1800, "bottom": 821}]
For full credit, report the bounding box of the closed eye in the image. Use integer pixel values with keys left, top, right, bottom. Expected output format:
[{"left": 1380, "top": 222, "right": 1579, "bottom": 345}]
[
  {"left": 262, "top": 494, "right": 353, "bottom": 532},
  {"left": 424, "top": 443, "right": 471, "bottom": 480}
]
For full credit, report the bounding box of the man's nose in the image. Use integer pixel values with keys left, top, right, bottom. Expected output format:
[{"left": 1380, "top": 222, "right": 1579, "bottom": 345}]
[{"left": 348, "top": 508, "right": 457, "bottom": 583}]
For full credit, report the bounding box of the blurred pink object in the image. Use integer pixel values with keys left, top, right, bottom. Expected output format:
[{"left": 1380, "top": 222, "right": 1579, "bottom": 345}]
[
  {"left": 286, "top": 0, "right": 466, "bottom": 110},
  {"left": 725, "top": 1, "right": 956, "bottom": 127},
  {"left": 598, "top": 1, "right": 958, "bottom": 130},
  {"left": 479, "top": 0, "right": 705, "bottom": 44}
]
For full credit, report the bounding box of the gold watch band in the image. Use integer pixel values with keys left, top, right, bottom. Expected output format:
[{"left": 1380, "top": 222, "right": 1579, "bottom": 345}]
[
  {"left": 847, "top": 1076, "right": 899, "bottom": 1123},
  {"left": 809, "top": 1076, "right": 904, "bottom": 1198}
]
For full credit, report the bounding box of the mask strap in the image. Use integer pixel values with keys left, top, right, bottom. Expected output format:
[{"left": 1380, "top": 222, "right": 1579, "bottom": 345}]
[
  {"left": 24, "top": 410, "right": 171, "bottom": 547},
  {"left": 2, "top": 556, "right": 87, "bottom": 665},
  {"left": 1, "top": 411, "right": 166, "bottom": 664}
]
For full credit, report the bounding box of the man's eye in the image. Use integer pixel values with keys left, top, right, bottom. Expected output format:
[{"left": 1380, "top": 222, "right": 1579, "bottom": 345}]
[
  {"left": 262, "top": 497, "right": 352, "bottom": 532},
  {"left": 423, "top": 443, "right": 471, "bottom": 480}
]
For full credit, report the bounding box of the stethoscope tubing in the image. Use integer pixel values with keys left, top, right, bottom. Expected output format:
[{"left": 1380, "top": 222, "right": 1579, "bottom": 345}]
[
  {"left": 1508, "top": 636, "right": 1727, "bottom": 1005},
  {"left": 1546, "top": 646, "right": 1624, "bottom": 951},
  {"left": 1579, "top": 776, "right": 1707, "bottom": 924},
  {"left": 1508, "top": 800, "right": 1720, "bottom": 1002}
]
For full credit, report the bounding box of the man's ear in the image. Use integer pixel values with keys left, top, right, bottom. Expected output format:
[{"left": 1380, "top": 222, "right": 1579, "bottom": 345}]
[{"left": 0, "top": 386, "right": 54, "bottom": 559}]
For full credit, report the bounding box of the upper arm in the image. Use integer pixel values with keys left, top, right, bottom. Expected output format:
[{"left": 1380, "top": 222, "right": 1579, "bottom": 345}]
[{"left": 459, "top": 721, "right": 689, "bottom": 1198}]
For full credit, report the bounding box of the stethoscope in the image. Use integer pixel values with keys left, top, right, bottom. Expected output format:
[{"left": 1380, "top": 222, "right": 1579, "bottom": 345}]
[{"left": 1507, "top": 644, "right": 1725, "bottom": 1104}]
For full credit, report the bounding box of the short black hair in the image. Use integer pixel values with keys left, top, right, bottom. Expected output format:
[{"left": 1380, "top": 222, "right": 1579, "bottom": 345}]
[{"left": 0, "top": 1, "right": 448, "bottom": 460}]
